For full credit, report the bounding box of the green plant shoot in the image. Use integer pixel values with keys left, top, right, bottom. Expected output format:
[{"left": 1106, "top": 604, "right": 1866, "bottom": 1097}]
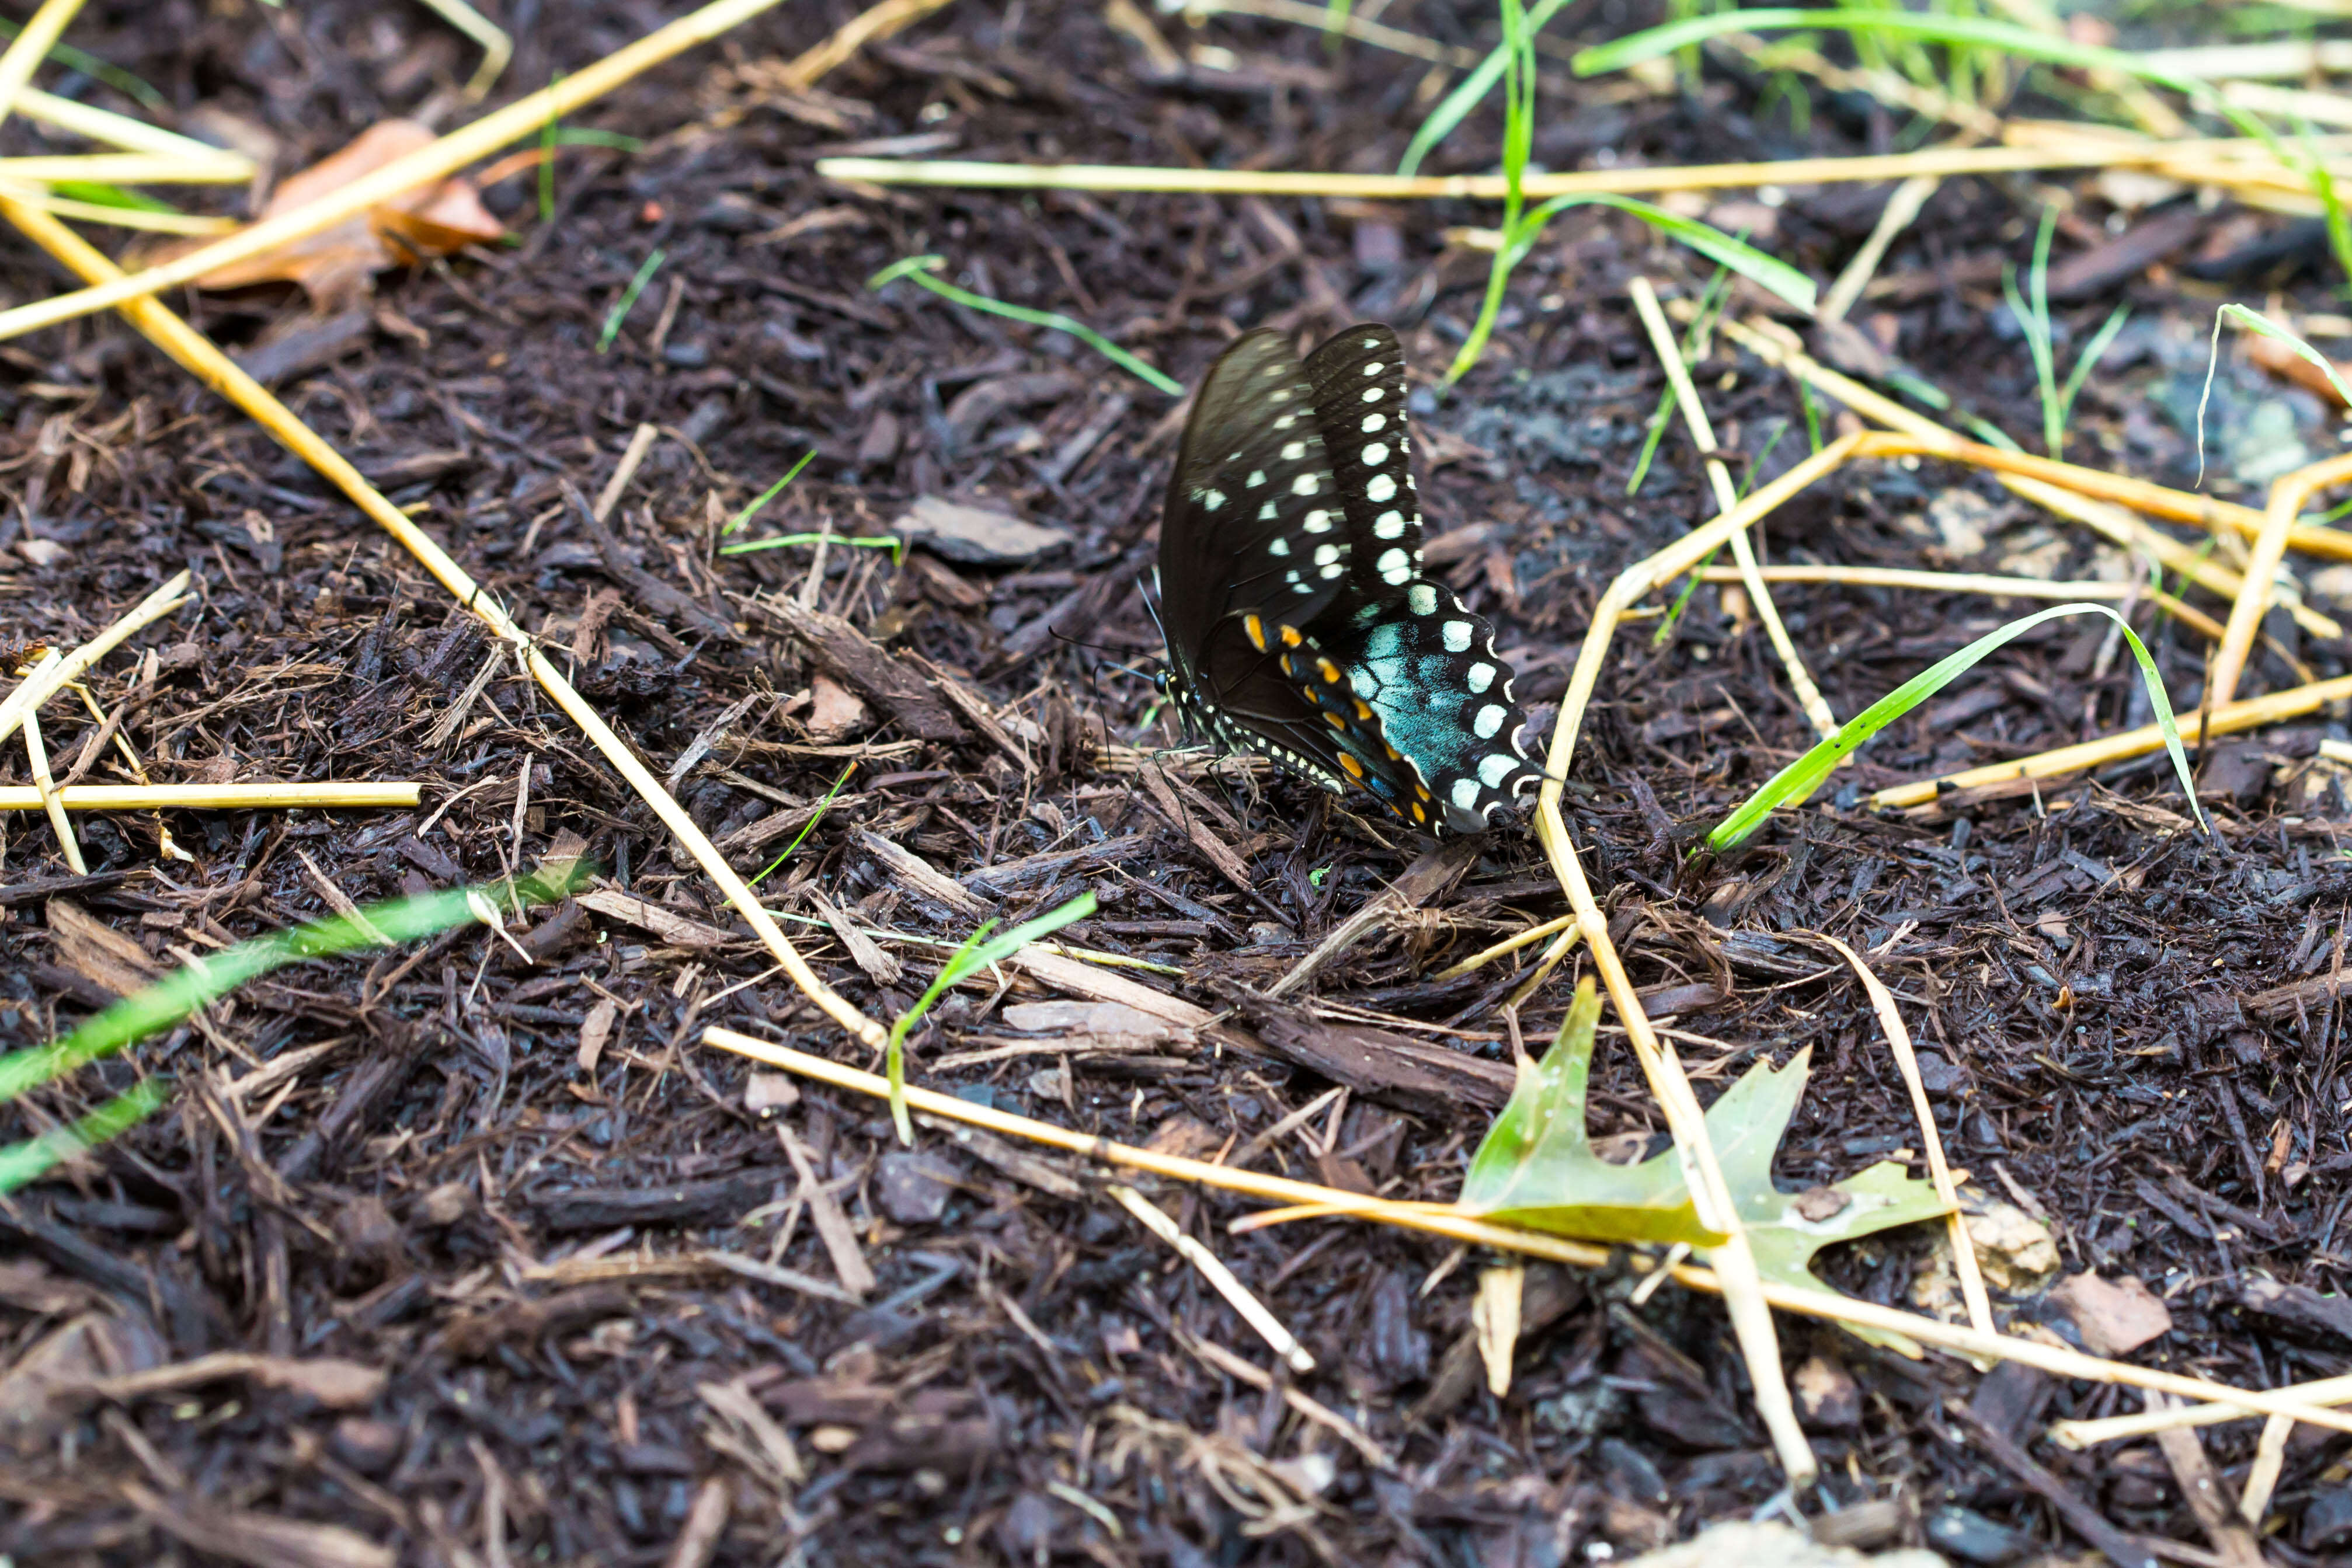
[
  {"left": 886, "top": 891, "right": 1100, "bottom": 1143},
  {"left": 1707, "top": 605, "right": 2206, "bottom": 852},
  {"left": 869, "top": 256, "right": 1183, "bottom": 396},
  {"left": 597, "top": 247, "right": 667, "bottom": 353},
  {"left": 2002, "top": 206, "right": 2128, "bottom": 458},
  {"left": 750, "top": 761, "right": 858, "bottom": 887}
]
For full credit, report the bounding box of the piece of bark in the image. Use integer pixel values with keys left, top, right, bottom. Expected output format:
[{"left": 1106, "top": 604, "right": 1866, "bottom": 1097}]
[
  {"left": 2147, "top": 1396, "right": 2266, "bottom": 1568},
  {"left": 129, "top": 1485, "right": 395, "bottom": 1568},
  {"left": 892, "top": 494, "right": 1071, "bottom": 565},
  {"left": 2044, "top": 204, "right": 2205, "bottom": 300},
  {"left": 2237, "top": 1277, "right": 2352, "bottom": 1343},
  {"left": 747, "top": 591, "right": 967, "bottom": 742},
  {"left": 1014, "top": 948, "right": 1214, "bottom": 1030},
  {"left": 577, "top": 887, "right": 737, "bottom": 950},
  {"left": 532, "top": 1168, "right": 779, "bottom": 1232},
  {"left": 777, "top": 1124, "right": 875, "bottom": 1298},
  {"left": 988, "top": 538, "right": 1153, "bottom": 673},
  {"left": 940, "top": 372, "right": 1081, "bottom": 448},
  {"left": 441, "top": 1285, "right": 639, "bottom": 1358},
  {"left": 1137, "top": 762, "right": 1255, "bottom": 893},
  {"left": 1215, "top": 982, "right": 1515, "bottom": 1119},
  {"left": 565, "top": 482, "right": 736, "bottom": 642},
  {"left": 860, "top": 831, "right": 994, "bottom": 919},
  {"left": 1412, "top": 1266, "right": 1583, "bottom": 1425}
]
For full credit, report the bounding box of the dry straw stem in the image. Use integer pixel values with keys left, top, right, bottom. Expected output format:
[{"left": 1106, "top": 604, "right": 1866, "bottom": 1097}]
[
  {"left": 701, "top": 1027, "right": 2352, "bottom": 1437},
  {"left": 0, "top": 782, "right": 421, "bottom": 811},
  {"left": 0, "top": 0, "right": 952, "bottom": 346},
  {"left": 1714, "top": 312, "right": 2352, "bottom": 572},
  {"left": 0, "top": 0, "right": 83, "bottom": 141},
  {"left": 2210, "top": 452, "right": 2352, "bottom": 709},
  {"left": 819, "top": 132, "right": 2337, "bottom": 201},
  {"left": 1709, "top": 314, "right": 2350, "bottom": 637},
  {"left": 1693, "top": 566, "right": 2231, "bottom": 642},
  {"left": 1179, "top": 0, "right": 1484, "bottom": 67},
  {"left": 415, "top": 0, "right": 514, "bottom": 100},
  {"left": 0, "top": 154, "right": 254, "bottom": 184},
  {"left": 1869, "top": 667, "right": 2352, "bottom": 810},
  {"left": 1814, "top": 934, "right": 1993, "bottom": 1337},
  {"left": 1431, "top": 914, "right": 1577, "bottom": 981},
  {"left": 20, "top": 708, "right": 83, "bottom": 873},
  {"left": 2054, "top": 1371, "right": 2352, "bottom": 1448},
  {"left": 0, "top": 200, "right": 888, "bottom": 1051},
  {"left": 0, "top": 572, "right": 191, "bottom": 751},
  {"left": 0, "top": 183, "right": 235, "bottom": 235},
  {"left": 1629, "top": 276, "right": 1838, "bottom": 742}
]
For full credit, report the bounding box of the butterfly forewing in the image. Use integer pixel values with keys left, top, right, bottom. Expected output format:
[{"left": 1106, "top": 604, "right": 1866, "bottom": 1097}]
[
  {"left": 1303, "top": 325, "right": 1424, "bottom": 598},
  {"left": 1160, "top": 333, "right": 1352, "bottom": 657}
]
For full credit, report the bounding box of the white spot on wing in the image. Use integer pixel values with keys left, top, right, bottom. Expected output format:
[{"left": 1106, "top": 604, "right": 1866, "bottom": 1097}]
[
  {"left": 1442, "top": 621, "right": 1473, "bottom": 652},
  {"left": 1407, "top": 584, "right": 1437, "bottom": 616},
  {"left": 1361, "top": 413, "right": 1386, "bottom": 434},
  {"left": 1450, "top": 778, "right": 1480, "bottom": 812},
  {"left": 1281, "top": 441, "right": 1306, "bottom": 460},
  {"left": 1247, "top": 470, "right": 1266, "bottom": 487},
  {"left": 1478, "top": 753, "right": 1518, "bottom": 788},
  {"left": 1364, "top": 361, "right": 1385, "bottom": 376},
  {"left": 1377, "top": 547, "right": 1411, "bottom": 584},
  {"left": 1466, "top": 662, "right": 1495, "bottom": 694},
  {"left": 1362, "top": 386, "right": 1383, "bottom": 402},
  {"left": 1473, "top": 704, "right": 1506, "bottom": 738},
  {"left": 1292, "top": 474, "right": 1320, "bottom": 496},
  {"left": 1366, "top": 473, "right": 1397, "bottom": 503},
  {"left": 1268, "top": 536, "right": 1290, "bottom": 556},
  {"left": 1303, "top": 510, "right": 1332, "bottom": 532},
  {"left": 1362, "top": 442, "right": 1389, "bottom": 467},
  {"left": 1313, "top": 543, "right": 1341, "bottom": 566},
  {"left": 1198, "top": 489, "right": 1225, "bottom": 511},
  {"left": 1373, "top": 510, "right": 1406, "bottom": 540}
]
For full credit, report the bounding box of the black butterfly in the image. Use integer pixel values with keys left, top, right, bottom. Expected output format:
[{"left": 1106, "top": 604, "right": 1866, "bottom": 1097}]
[{"left": 1153, "top": 324, "right": 1539, "bottom": 836}]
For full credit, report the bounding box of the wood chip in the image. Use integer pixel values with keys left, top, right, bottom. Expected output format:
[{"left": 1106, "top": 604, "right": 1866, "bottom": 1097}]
[
  {"left": 576, "top": 887, "right": 736, "bottom": 949},
  {"left": 577, "top": 997, "right": 619, "bottom": 1073},
  {"left": 45, "top": 897, "right": 161, "bottom": 996},
  {"left": 775, "top": 1124, "right": 875, "bottom": 1298},
  {"left": 1136, "top": 761, "right": 1254, "bottom": 892},
  {"left": 858, "top": 831, "right": 993, "bottom": 919}
]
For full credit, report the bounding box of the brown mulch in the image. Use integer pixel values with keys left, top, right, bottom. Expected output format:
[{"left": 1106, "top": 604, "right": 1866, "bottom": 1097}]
[{"left": 6, "top": 2, "right": 2352, "bottom": 1564}]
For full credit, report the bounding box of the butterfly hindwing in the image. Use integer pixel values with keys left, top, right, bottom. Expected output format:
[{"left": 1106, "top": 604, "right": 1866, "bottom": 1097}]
[
  {"left": 1303, "top": 324, "right": 1423, "bottom": 597},
  {"left": 1322, "top": 579, "right": 1539, "bottom": 834},
  {"left": 1160, "top": 333, "right": 1352, "bottom": 659}
]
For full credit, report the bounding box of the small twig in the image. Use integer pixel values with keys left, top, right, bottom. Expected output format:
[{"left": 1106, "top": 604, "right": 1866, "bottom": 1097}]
[
  {"left": 1109, "top": 1183, "right": 1313, "bottom": 1374},
  {"left": 295, "top": 849, "right": 396, "bottom": 947},
  {"left": 1949, "top": 1403, "right": 2157, "bottom": 1568},
  {"left": 592, "top": 421, "right": 661, "bottom": 522},
  {"left": 21, "top": 707, "right": 85, "bottom": 874}
]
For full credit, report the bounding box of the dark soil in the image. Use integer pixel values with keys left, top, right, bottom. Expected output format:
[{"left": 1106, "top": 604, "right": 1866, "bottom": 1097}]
[{"left": 6, "top": 2, "right": 2352, "bottom": 1564}]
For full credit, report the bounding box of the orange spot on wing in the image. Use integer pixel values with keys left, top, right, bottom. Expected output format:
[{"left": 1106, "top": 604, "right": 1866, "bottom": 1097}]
[
  {"left": 1243, "top": 614, "right": 1266, "bottom": 650},
  {"left": 1279, "top": 625, "right": 1303, "bottom": 647},
  {"left": 1338, "top": 752, "right": 1364, "bottom": 779},
  {"left": 1324, "top": 711, "right": 1346, "bottom": 729}
]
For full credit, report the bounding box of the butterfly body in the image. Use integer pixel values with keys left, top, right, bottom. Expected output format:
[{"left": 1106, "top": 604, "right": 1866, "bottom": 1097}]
[{"left": 1154, "top": 325, "right": 1539, "bottom": 836}]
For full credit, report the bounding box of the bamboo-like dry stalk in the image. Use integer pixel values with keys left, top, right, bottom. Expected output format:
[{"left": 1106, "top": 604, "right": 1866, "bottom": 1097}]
[
  {"left": 1178, "top": 0, "right": 1484, "bottom": 67},
  {"left": 817, "top": 132, "right": 2352, "bottom": 201},
  {"left": 1816, "top": 935, "right": 1992, "bottom": 1337},
  {"left": 0, "top": 573, "right": 191, "bottom": 750},
  {"left": 416, "top": 0, "right": 513, "bottom": 99},
  {"left": 20, "top": 708, "right": 83, "bottom": 874},
  {"left": 0, "top": 0, "right": 84, "bottom": 141},
  {"left": 0, "top": 782, "right": 421, "bottom": 811},
  {"left": 1629, "top": 276, "right": 1837, "bottom": 741},
  {"left": 0, "top": 182, "right": 235, "bottom": 234},
  {"left": 0, "top": 153, "right": 254, "bottom": 184},
  {"left": 700, "top": 1028, "right": 2352, "bottom": 1437},
  {"left": 0, "top": 0, "right": 952, "bottom": 346},
  {"left": 2053, "top": 1372, "right": 2352, "bottom": 1447},
  {"left": 2212, "top": 453, "right": 2352, "bottom": 708},
  {"left": 0, "top": 204, "right": 889, "bottom": 1050},
  {"left": 12, "top": 86, "right": 249, "bottom": 166}
]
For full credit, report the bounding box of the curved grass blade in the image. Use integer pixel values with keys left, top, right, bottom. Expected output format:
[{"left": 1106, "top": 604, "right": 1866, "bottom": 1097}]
[
  {"left": 1448, "top": 194, "right": 1814, "bottom": 383},
  {"left": 870, "top": 255, "right": 1182, "bottom": 397},
  {"left": 1707, "top": 604, "right": 2206, "bottom": 852},
  {"left": 0, "top": 1079, "right": 170, "bottom": 1193},
  {"left": 2200, "top": 304, "right": 2352, "bottom": 486},
  {"left": 886, "top": 890, "right": 1100, "bottom": 1144}
]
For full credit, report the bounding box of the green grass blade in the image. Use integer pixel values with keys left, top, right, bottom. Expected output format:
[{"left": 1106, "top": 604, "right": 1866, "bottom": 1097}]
[
  {"left": 2055, "top": 302, "right": 2131, "bottom": 455},
  {"left": 721, "top": 532, "right": 902, "bottom": 562},
  {"left": 885, "top": 891, "right": 1100, "bottom": 1142},
  {"left": 1706, "top": 604, "right": 2206, "bottom": 852},
  {"left": 0, "top": 1079, "right": 170, "bottom": 1193},
  {"left": 50, "top": 181, "right": 182, "bottom": 215},
  {"left": 870, "top": 256, "right": 1182, "bottom": 397},
  {"left": 0, "top": 864, "right": 590, "bottom": 1183},
  {"left": 1395, "top": 0, "right": 1579, "bottom": 177},
  {"left": 750, "top": 762, "right": 858, "bottom": 888},
  {"left": 2200, "top": 304, "right": 2352, "bottom": 485}
]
